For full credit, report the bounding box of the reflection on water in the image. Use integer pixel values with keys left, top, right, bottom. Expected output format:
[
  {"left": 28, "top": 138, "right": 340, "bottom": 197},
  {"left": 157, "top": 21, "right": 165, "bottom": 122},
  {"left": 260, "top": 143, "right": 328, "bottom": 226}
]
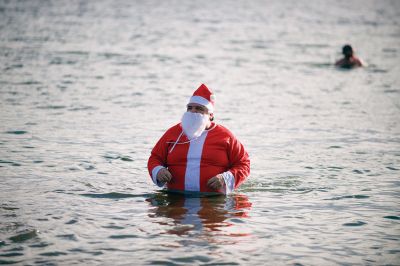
[{"left": 146, "top": 192, "right": 252, "bottom": 239}]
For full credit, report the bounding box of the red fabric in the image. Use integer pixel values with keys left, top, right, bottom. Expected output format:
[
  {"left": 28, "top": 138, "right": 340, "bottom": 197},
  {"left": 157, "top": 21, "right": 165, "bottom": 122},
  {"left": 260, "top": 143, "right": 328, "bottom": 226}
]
[
  {"left": 192, "top": 84, "right": 215, "bottom": 106},
  {"left": 147, "top": 123, "right": 250, "bottom": 193}
]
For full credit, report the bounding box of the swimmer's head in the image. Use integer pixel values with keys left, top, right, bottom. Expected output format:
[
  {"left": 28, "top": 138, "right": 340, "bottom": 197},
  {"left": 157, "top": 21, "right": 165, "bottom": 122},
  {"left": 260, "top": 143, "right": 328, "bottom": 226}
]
[{"left": 342, "top": 44, "right": 353, "bottom": 57}]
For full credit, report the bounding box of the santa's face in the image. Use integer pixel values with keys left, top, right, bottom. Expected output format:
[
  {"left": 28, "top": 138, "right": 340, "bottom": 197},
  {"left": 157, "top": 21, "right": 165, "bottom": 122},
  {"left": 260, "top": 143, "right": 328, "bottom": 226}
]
[{"left": 181, "top": 103, "right": 213, "bottom": 140}]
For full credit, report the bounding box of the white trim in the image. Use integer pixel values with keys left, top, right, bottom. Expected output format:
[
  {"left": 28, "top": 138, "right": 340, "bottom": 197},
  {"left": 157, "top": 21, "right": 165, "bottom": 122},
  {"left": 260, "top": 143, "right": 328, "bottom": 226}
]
[
  {"left": 189, "top": 95, "right": 214, "bottom": 113},
  {"left": 184, "top": 131, "right": 208, "bottom": 191},
  {"left": 152, "top": 166, "right": 165, "bottom": 187},
  {"left": 222, "top": 171, "right": 235, "bottom": 194}
]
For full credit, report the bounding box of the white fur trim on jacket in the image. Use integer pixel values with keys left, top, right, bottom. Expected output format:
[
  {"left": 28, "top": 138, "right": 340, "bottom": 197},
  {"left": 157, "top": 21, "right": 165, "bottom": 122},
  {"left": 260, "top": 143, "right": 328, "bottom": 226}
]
[
  {"left": 152, "top": 166, "right": 166, "bottom": 187},
  {"left": 222, "top": 171, "right": 235, "bottom": 194}
]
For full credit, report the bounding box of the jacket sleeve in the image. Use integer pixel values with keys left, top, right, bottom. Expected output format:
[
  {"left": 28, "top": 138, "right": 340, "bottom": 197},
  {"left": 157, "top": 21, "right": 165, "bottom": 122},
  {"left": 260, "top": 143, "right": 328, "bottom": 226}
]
[
  {"left": 147, "top": 131, "right": 170, "bottom": 187},
  {"left": 226, "top": 135, "right": 250, "bottom": 189}
]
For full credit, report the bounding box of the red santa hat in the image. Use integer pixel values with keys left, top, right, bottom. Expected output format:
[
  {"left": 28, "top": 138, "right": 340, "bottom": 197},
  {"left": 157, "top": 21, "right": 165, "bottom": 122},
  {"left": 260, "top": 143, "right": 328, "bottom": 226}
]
[{"left": 188, "top": 84, "right": 215, "bottom": 113}]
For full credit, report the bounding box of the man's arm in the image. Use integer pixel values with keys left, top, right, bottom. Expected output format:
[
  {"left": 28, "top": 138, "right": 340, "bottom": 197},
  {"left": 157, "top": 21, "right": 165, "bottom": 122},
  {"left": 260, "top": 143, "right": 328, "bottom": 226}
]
[
  {"left": 226, "top": 136, "right": 250, "bottom": 189},
  {"left": 207, "top": 135, "right": 250, "bottom": 193},
  {"left": 148, "top": 132, "right": 171, "bottom": 187},
  {"left": 355, "top": 57, "right": 364, "bottom": 67}
]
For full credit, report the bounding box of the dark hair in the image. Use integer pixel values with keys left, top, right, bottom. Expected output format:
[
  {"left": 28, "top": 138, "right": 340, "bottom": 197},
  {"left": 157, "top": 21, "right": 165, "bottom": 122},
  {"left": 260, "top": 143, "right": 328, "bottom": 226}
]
[{"left": 342, "top": 44, "right": 353, "bottom": 55}]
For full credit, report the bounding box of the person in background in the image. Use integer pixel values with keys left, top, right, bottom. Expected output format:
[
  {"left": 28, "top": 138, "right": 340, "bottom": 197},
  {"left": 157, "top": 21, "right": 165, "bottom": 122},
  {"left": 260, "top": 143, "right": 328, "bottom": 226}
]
[
  {"left": 147, "top": 84, "right": 250, "bottom": 194},
  {"left": 335, "top": 44, "right": 364, "bottom": 69}
]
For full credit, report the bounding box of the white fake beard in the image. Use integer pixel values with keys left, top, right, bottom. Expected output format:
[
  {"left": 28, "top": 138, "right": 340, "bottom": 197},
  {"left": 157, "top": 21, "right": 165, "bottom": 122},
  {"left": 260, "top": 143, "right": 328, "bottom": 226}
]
[{"left": 181, "top": 112, "right": 209, "bottom": 140}]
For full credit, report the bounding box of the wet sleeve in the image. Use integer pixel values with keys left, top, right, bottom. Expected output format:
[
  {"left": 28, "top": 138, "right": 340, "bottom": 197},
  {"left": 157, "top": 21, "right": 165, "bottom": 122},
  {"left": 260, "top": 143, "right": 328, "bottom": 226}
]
[
  {"left": 226, "top": 135, "right": 250, "bottom": 190},
  {"left": 147, "top": 132, "right": 169, "bottom": 187}
]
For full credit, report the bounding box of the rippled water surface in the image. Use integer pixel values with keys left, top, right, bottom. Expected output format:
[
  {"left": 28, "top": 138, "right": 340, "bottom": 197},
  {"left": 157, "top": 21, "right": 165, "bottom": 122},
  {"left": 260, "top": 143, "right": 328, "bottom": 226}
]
[{"left": 1, "top": 0, "right": 400, "bottom": 265}]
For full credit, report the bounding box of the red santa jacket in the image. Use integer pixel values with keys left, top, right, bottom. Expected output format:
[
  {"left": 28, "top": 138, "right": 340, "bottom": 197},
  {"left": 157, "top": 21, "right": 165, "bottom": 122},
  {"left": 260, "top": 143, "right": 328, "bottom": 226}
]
[{"left": 147, "top": 123, "right": 250, "bottom": 193}]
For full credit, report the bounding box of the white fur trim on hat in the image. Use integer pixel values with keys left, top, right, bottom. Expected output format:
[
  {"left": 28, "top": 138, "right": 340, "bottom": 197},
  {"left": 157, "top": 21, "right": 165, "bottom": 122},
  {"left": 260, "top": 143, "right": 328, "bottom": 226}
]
[{"left": 189, "top": 95, "right": 214, "bottom": 113}]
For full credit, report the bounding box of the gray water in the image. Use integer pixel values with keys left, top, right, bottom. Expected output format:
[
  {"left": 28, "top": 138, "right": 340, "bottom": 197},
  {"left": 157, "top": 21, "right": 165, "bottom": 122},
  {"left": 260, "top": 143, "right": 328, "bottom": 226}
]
[{"left": 1, "top": 0, "right": 400, "bottom": 265}]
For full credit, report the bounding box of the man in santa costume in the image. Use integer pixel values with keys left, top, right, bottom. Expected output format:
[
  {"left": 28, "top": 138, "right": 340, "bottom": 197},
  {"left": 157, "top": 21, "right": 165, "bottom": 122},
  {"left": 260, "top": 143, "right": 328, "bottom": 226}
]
[{"left": 147, "top": 84, "right": 250, "bottom": 194}]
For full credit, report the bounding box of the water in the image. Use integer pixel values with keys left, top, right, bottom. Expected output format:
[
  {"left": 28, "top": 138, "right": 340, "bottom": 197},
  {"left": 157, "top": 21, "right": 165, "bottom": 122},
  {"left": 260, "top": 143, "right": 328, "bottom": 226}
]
[{"left": 1, "top": 0, "right": 400, "bottom": 265}]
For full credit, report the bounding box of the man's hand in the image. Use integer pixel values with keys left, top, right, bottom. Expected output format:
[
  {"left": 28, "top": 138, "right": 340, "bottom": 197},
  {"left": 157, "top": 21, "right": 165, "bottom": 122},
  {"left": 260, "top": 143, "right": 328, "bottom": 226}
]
[
  {"left": 156, "top": 168, "right": 172, "bottom": 183},
  {"left": 207, "top": 174, "right": 225, "bottom": 190}
]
